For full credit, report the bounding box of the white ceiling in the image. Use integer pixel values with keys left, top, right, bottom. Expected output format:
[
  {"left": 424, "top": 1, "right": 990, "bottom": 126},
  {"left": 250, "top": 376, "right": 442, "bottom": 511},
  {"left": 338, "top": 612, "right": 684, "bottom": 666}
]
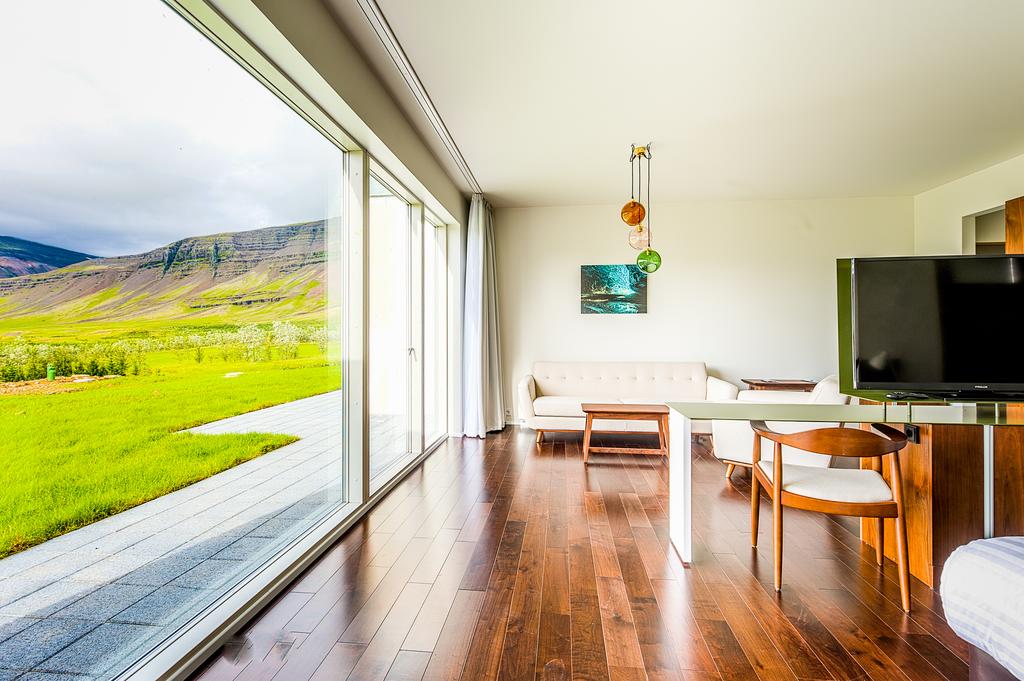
[{"left": 329, "top": 0, "right": 1024, "bottom": 207}]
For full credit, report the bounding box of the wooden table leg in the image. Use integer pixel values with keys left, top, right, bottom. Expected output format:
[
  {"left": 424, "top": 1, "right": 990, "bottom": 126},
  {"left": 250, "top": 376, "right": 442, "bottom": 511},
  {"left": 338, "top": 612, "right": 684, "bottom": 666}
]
[
  {"left": 661, "top": 413, "right": 670, "bottom": 456},
  {"left": 583, "top": 413, "right": 594, "bottom": 464}
]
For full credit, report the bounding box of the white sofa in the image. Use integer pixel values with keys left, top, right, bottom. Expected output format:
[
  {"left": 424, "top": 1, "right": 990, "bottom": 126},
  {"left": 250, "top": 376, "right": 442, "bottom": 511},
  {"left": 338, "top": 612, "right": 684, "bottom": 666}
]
[
  {"left": 517, "top": 361, "right": 738, "bottom": 440},
  {"left": 711, "top": 375, "right": 849, "bottom": 478}
]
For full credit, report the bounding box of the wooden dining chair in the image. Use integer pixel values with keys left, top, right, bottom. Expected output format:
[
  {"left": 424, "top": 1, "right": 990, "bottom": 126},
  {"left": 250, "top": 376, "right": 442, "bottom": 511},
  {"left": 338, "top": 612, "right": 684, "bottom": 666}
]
[{"left": 749, "top": 420, "right": 912, "bottom": 612}]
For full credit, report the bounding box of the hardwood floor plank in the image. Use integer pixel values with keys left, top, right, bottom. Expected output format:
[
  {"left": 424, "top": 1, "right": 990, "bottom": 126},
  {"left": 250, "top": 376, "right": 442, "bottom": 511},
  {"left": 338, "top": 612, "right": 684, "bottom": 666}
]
[
  {"left": 309, "top": 643, "right": 364, "bottom": 681},
  {"left": 798, "top": 589, "right": 911, "bottom": 681},
  {"left": 696, "top": 618, "right": 760, "bottom": 681},
  {"left": 341, "top": 536, "right": 433, "bottom": 644},
  {"left": 568, "top": 500, "right": 611, "bottom": 681},
  {"left": 535, "top": 548, "right": 571, "bottom": 681},
  {"left": 613, "top": 534, "right": 681, "bottom": 680},
  {"left": 711, "top": 553, "right": 832, "bottom": 679},
  {"left": 460, "top": 520, "right": 528, "bottom": 680},
  {"left": 498, "top": 496, "right": 548, "bottom": 681},
  {"left": 409, "top": 528, "right": 461, "bottom": 583},
  {"left": 595, "top": 576, "right": 646, "bottom": 671},
  {"left": 287, "top": 560, "right": 390, "bottom": 634},
  {"left": 650, "top": 578, "right": 718, "bottom": 675},
  {"left": 421, "top": 589, "right": 485, "bottom": 681},
  {"left": 620, "top": 493, "right": 653, "bottom": 529},
  {"left": 403, "top": 540, "right": 477, "bottom": 651},
  {"left": 385, "top": 650, "right": 431, "bottom": 681},
  {"left": 345, "top": 582, "right": 431, "bottom": 681},
  {"left": 585, "top": 492, "right": 622, "bottom": 579},
  {"left": 460, "top": 463, "right": 521, "bottom": 589}
]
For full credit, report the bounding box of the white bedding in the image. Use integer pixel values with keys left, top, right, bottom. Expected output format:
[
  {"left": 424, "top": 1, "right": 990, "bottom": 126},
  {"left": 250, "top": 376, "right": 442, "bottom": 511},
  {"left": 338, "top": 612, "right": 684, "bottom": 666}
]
[{"left": 940, "top": 537, "right": 1024, "bottom": 679}]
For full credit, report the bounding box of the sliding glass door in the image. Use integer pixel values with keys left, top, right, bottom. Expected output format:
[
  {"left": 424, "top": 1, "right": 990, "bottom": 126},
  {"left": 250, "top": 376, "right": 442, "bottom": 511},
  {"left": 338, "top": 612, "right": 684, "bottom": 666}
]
[{"left": 368, "top": 174, "right": 419, "bottom": 491}]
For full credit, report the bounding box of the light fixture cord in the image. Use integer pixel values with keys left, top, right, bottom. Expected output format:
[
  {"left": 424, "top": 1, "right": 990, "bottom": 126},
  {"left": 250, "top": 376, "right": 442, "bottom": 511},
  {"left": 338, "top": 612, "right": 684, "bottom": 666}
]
[
  {"left": 637, "top": 150, "right": 642, "bottom": 212},
  {"left": 646, "top": 152, "right": 652, "bottom": 246}
]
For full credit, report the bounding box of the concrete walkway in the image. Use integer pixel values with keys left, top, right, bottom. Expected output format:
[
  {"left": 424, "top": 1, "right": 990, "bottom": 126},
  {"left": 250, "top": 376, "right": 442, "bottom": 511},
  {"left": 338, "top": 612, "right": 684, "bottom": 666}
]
[{"left": 0, "top": 391, "right": 345, "bottom": 680}]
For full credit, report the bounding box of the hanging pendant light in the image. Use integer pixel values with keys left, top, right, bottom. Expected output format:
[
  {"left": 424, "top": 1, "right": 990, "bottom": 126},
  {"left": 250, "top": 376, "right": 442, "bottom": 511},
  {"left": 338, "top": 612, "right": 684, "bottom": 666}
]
[
  {"left": 636, "top": 248, "right": 662, "bottom": 273},
  {"left": 628, "top": 224, "right": 649, "bottom": 250},
  {"left": 621, "top": 145, "right": 646, "bottom": 226},
  {"left": 621, "top": 201, "right": 645, "bottom": 226},
  {"left": 623, "top": 143, "right": 661, "bottom": 272}
]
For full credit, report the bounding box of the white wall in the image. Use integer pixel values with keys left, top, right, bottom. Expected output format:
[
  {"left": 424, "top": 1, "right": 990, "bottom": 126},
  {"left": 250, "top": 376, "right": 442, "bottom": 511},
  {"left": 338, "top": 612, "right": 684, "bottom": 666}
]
[
  {"left": 975, "top": 210, "right": 1006, "bottom": 244},
  {"left": 496, "top": 198, "right": 914, "bottom": 421},
  {"left": 914, "top": 151, "right": 1024, "bottom": 255}
]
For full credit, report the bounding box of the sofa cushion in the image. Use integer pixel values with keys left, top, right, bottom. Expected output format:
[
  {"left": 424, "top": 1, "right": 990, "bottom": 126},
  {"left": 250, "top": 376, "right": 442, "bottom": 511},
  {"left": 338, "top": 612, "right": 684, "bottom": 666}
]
[
  {"left": 533, "top": 396, "right": 623, "bottom": 417},
  {"left": 532, "top": 361, "right": 708, "bottom": 400},
  {"left": 619, "top": 397, "right": 684, "bottom": 407}
]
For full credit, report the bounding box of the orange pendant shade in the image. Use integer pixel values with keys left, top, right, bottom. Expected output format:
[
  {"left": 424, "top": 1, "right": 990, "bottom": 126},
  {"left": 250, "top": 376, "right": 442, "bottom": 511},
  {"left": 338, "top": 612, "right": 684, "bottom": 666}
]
[{"left": 620, "top": 200, "right": 646, "bottom": 226}]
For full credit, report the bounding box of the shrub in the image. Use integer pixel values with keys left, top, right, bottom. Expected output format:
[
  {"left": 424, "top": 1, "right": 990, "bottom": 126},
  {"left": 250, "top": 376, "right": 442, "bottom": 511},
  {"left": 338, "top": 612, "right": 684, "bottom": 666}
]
[{"left": 272, "top": 321, "right": 302, "bottom": 360}]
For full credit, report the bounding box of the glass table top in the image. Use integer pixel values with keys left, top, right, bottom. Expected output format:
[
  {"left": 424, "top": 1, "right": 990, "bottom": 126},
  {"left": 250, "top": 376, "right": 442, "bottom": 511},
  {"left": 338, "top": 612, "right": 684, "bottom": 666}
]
[{"left": 667, "top": 400, "right": 1024, "bottom": 426}]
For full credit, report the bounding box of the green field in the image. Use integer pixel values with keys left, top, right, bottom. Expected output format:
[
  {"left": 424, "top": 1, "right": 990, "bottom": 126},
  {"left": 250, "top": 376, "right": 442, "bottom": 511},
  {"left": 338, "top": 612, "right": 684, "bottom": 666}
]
[{"left": 0, "top": 342, "right": 340, "bottom": 557}]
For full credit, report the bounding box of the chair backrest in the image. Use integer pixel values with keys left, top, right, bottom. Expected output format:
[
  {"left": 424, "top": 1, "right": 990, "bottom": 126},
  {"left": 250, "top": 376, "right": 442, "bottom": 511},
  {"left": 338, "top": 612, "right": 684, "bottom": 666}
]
[{"left": 750, "top": 421, "right": 907, "bottom": 458}]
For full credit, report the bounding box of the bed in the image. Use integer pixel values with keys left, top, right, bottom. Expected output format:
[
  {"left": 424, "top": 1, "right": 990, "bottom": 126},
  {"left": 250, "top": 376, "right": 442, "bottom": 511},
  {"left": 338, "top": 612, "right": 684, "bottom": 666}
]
[{"left": 940, "top": 537, "right": 1024, "bottom": 680}]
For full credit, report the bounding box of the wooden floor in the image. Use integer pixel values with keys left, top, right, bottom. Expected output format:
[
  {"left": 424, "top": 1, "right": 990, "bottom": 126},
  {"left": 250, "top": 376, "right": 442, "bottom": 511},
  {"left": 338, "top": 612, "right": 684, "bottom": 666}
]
[{"left": 191, "top": 428, "right": 969, "bottom": 681}]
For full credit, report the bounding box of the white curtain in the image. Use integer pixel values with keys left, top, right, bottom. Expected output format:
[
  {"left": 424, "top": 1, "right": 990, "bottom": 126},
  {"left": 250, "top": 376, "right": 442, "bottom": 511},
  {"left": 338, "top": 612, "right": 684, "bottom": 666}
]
[{"left": 462, "top": 194, "right": 504, "bottom": 437}]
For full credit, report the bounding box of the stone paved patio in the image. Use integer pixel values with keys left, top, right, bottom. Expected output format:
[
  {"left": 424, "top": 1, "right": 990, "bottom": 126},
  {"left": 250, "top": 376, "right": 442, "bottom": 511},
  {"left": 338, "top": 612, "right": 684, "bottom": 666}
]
[{"left": 0, "top": 391, "right": 347, "bottom": 680}]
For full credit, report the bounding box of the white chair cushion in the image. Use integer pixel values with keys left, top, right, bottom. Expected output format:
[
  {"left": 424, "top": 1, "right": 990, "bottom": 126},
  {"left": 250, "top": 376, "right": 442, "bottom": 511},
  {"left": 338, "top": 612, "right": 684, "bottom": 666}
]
[
  {"left": 533, "top": 395, "right": 623, "bottom": 417},
  {"left": 808, "top": 375, "right": 845, "bottom": 404},
  {"left": 757, "top": 461, "right": 893, "bottom": 504}
]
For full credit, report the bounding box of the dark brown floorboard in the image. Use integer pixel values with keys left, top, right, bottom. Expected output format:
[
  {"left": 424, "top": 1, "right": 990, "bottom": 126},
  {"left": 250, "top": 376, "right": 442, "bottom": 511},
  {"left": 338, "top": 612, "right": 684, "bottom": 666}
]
[{"left": 191, "top": 429, "right": 968, "bottom": 681}]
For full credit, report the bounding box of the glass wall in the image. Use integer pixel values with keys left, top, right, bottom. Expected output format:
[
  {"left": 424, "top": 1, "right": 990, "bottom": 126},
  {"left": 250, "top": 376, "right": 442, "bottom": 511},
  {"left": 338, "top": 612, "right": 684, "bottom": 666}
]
[
  {"left": 0, "top": 1, "right": 348, "bottom": 678},
  {"left": 0, "top": 1, "right": 452, "bottom": 678}
]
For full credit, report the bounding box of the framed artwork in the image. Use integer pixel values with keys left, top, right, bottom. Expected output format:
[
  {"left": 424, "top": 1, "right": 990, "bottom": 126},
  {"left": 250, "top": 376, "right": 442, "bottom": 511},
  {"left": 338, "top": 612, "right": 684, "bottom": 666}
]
[{"left": 580, "top": 264, "right": 648, "bottom": 314}]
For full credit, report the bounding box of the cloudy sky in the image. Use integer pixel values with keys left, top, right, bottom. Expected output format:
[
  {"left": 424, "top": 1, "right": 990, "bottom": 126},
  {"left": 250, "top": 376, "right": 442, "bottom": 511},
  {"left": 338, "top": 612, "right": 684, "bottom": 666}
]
[{"left": 0, "top": 0, "right": 342, "bottom": 257}]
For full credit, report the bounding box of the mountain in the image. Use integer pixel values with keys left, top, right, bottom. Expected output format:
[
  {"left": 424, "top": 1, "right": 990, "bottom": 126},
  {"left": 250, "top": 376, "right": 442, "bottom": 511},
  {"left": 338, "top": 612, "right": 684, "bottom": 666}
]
[
  {"left": 0, "top": 222, "right": 327, "bottom": 334},
  {"left": 0, "top": 236, "right": 94, "bottom": 278}
]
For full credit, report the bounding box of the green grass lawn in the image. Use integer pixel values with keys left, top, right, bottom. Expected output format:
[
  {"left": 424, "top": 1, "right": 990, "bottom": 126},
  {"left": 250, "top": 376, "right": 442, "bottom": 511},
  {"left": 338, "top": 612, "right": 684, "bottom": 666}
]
[{"left": 0, "top": 344, "right": 340, "bottom": 557}]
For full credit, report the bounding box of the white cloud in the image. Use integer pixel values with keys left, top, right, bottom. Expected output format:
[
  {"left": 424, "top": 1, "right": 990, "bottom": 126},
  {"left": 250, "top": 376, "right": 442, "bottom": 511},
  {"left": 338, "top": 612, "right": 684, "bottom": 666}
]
[{"left": 0, "top": 0, "right": 342, "bottom": 256}]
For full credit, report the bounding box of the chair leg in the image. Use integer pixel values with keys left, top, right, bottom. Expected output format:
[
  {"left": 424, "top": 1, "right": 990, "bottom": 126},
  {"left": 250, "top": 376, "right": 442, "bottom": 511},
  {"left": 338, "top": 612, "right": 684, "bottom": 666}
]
[
  {"left": 889, "top": 453, "right": 912, "bottom": 612},
  {"left": 773, "top": 478, "right": 783, "bottom": 591},
  {"left": 750, "top": 471, "right": 761, "bottom": 547},
  {"left": 725, "top": 463, "right": 736, "bottom": 480},
  {"left": 894, "top": 512, "right": 910, "bottom": 612},
  {"left": 536, "top": 430, "right": 544, "bottom": 444},
  {"left": 875, "top": 518, "right": 885, "bottom": 566}
]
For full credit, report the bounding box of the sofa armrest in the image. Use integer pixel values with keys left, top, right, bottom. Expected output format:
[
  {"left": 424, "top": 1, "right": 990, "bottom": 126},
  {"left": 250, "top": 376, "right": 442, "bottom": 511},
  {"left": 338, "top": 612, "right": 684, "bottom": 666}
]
[
  {"left": 517, "top": 374, "right": 537, "bottom": 420},
  {"left": 706, "top": 376, "right": 740, "bottom": 402},
  {"left": 736, "top": 389, "right": 814, "bottom": 404}
]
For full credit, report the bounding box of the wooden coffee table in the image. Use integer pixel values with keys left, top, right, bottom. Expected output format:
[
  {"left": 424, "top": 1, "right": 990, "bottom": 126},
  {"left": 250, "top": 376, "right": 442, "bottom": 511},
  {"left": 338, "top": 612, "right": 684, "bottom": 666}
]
[{"left": 581, "top": 403, "right": 670, "bottom": 464}]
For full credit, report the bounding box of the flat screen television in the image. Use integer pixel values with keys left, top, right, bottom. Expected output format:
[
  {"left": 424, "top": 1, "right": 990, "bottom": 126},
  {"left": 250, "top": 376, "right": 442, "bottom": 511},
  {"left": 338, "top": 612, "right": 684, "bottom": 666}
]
[{"left": 851, "top": 254, "right": 1024, "bottom": 399}]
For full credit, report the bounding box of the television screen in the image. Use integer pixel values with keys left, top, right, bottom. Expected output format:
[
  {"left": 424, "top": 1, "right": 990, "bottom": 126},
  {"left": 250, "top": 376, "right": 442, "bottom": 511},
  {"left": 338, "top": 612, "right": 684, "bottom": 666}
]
[{"left": 852, "top": 255, "right": 1024, "bottom": 396}]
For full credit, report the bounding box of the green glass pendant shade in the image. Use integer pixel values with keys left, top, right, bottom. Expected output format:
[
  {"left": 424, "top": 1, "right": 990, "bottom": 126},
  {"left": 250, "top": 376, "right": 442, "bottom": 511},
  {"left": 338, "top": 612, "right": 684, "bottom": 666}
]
[{"left": 636, "top": 248, "right": 662, "bottom": 273}]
